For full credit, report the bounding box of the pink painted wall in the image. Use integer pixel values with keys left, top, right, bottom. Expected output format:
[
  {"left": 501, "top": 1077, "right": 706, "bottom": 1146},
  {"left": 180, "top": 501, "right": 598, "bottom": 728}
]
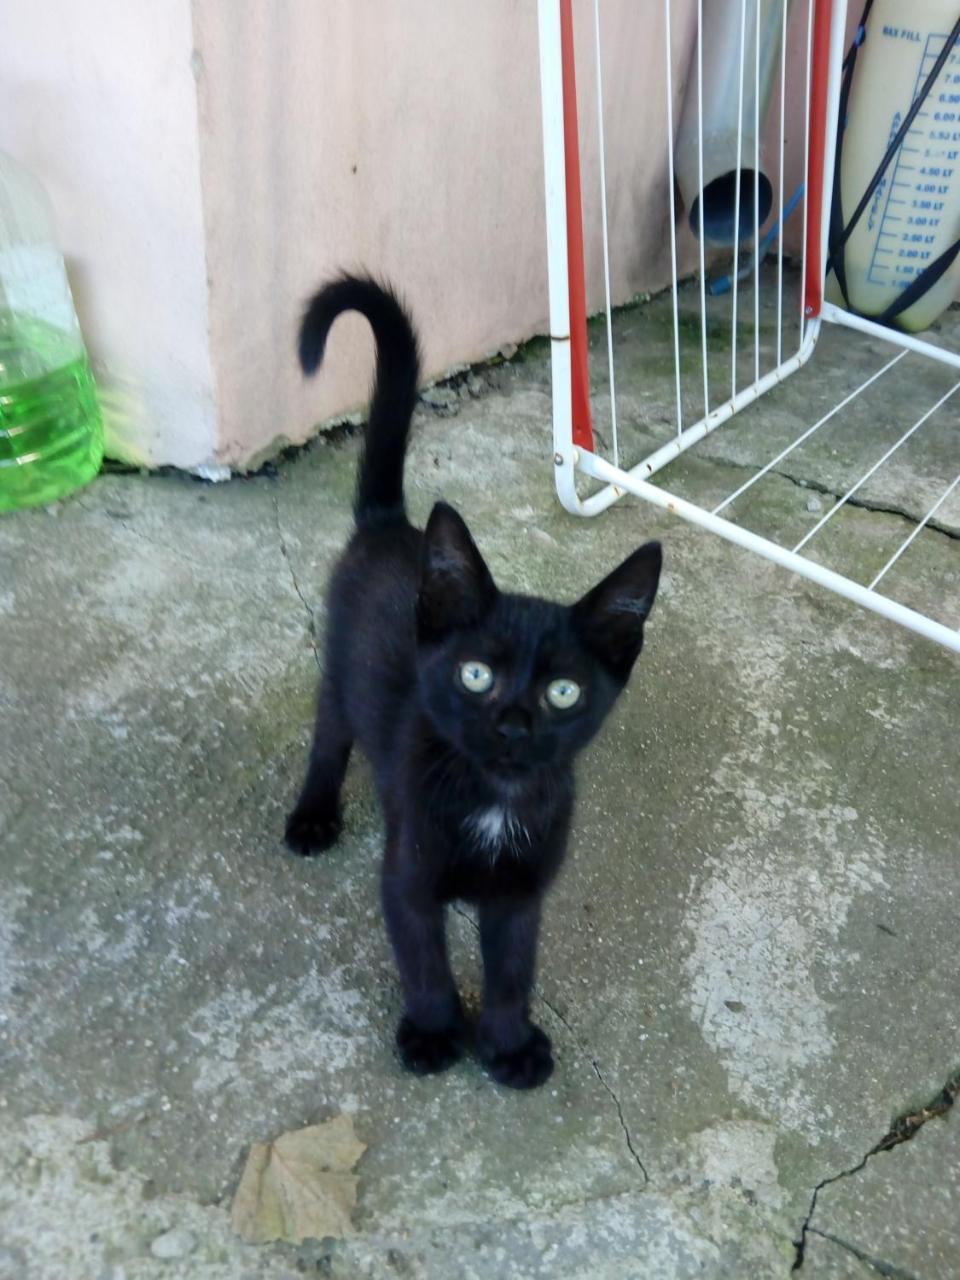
[
  {"left": 1, "top": 0, "right": 217, "bottom": 469},
  {"left": 192, "top": 0, "right": 714, "bottom": 467}
]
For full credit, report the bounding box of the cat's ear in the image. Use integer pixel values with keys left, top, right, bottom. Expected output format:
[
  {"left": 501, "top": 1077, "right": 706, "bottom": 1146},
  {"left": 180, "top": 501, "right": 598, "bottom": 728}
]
[
  {"left": 417, "top": 502, "right": 497, "bottom": 640},
  {"left": 572, "top": 541, "right": 662, "bottom": 680}
]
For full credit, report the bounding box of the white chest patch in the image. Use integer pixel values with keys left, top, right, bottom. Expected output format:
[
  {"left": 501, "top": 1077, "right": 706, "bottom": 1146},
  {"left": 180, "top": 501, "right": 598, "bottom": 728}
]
[{"left": 464, "top": 805, "right": 530, "bottom": 858}]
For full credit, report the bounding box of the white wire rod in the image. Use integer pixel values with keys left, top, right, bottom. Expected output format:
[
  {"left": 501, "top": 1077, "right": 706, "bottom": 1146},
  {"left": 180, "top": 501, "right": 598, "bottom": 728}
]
[
  {"left": 574, "top": 448, "right": 960, "bottom": 653},
  {"left": 559, "top": 321, "right": 819, "bottom": 508},
  {"left": 822, "top": 301, "right": 960, "bottom": 371},
  {"left": 711, "top": 348, "right": 908, "bottom": 515},
  {"left": 799, "top": 0, "right": 814, "bottom": 345},
  {"left": 731, "top": 0, "right": 748, "bottom": 400},
  {"left": 793, "top": 379, "right": 960, "bottom": 553},
  {"left": 664, "top": 0, "right": 684, "bottom": 438},
  {"left": 754, "top": 0, "right": 762, "bottom": 385},
  {"left": 537, "top": 0, "right": 579, "bottom": 516},
  {"left": 869, "top": 472, "right": 960, "bottom": 590},
  {"left": 776, "top": 0, "right": 787, "bottom": 365},
  {"left": 592, "top": 0, "right": 619, "bottom": 468},
  {"left": 696, "top": 0, "right": 710, "bottom": 417}
]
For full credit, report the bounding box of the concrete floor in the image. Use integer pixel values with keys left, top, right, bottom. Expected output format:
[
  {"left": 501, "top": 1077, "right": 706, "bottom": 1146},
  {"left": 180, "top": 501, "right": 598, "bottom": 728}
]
[{"left": 2, "top": 280, "right": 959, "bottom": 1278}]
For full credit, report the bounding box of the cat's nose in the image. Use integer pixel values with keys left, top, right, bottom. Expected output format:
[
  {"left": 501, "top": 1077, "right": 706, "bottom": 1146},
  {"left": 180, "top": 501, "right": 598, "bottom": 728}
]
[{"left": 496, "top": 707, "right": 532, "bottom": 741}]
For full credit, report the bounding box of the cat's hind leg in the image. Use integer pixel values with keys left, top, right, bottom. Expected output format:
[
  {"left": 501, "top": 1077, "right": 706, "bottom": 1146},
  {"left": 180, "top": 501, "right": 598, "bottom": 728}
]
[{"left": 285, "top": 681, "right": 352, "bottom": 855}]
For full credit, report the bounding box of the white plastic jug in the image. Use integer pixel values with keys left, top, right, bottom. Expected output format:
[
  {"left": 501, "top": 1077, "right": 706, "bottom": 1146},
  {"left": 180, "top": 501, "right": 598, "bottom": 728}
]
[{"left": 827, "top": 0, "right": 960, "bottom": 332}]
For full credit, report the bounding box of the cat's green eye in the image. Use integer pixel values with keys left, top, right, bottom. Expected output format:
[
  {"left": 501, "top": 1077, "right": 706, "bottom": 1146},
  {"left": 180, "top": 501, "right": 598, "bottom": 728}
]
[
  {"left": 460, "top": 660, "right": 494, "bottom": 694},
  {"left": 546, "top": 678, "right": 581, "bottom": 710}
]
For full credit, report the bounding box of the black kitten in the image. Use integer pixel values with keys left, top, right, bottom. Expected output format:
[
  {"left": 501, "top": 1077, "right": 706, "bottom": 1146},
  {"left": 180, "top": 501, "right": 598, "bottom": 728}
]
[{"left": 286, "top": 275, "right": 661, "bottom": 1089}]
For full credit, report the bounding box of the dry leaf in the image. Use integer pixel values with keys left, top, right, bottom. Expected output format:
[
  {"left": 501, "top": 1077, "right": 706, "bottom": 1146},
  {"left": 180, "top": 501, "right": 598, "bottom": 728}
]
[{"left": 231, "top": 1114, "right": 366, "bottom": 1245}]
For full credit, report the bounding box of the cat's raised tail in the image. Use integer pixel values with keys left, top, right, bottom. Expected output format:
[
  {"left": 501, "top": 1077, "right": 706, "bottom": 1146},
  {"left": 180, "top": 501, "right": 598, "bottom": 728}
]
[{"left": 299, "top": 274, "right": 422, "bottom": 527}]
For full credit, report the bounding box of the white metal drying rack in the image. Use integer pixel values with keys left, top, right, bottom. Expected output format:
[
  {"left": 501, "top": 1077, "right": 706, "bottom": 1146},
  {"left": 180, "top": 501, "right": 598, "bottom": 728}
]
[{"left": 537, "top": 0, "right": 960, "bottom": 653}]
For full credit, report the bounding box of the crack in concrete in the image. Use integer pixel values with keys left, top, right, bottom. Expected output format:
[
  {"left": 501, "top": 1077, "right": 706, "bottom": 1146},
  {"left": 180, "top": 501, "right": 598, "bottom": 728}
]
[
  {"left": 590, "top": 1059, "right": 650, "bottom": 1184},
  {"left": 808, "top": 1228, "right": 919, "bottom": 1280},
  {"left": 793, "top": 1067, "right": 960, "bottom": 1270},
  {"left": 271, "top": 488, "right": 321, "bottom": 671},
  {"left": 526, "top": 983, "right": 649, "bottom": 1184},
  {"left": 450, "top": 903, "right": 649, "bottom": 1185},
  {"left": 701, "top": 454, "right": 960, "bottom": 542},
  {"left": 450, "top": 902, "right": 476, "bottom": 932}
]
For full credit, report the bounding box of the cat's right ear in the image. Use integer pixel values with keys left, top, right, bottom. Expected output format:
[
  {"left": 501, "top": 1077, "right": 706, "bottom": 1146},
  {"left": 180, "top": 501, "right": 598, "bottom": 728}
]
[{"left": 417, "top": 502, "right": 497, "bottom": 641}]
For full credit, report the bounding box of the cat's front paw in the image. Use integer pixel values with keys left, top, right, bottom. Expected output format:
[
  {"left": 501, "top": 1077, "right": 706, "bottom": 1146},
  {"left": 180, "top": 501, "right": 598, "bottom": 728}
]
[
  {"left": 284, "top": 801, "right": 342, "bottom": 856},
  {"left": 396, "top": 1015, "right": 467, "bottom": 1075},
  {"left": 479, "top": 1025, "right": 554, "bottom": 1090}
]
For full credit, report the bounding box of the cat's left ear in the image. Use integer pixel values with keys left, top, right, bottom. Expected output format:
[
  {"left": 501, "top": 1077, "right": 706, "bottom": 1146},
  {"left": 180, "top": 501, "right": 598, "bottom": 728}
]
[
  {"left": 417, "top": 502, "right": 497, "bottom": 641},
  {"left": 572, "top": 541, "right": 662, "bottom": 680}
]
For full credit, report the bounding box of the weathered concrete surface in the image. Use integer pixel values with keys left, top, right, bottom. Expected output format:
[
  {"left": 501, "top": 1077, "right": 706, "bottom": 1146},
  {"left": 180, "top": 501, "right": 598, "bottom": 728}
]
[
  {"left": 800, "top": 1233, "right": 879, "bottom": 1278},
  {"left": 807, "top": 1102, "right": 960, "bottom": 1278},
  {"left": 1, "top": 276, "right": 958, "bottom": 1277}
]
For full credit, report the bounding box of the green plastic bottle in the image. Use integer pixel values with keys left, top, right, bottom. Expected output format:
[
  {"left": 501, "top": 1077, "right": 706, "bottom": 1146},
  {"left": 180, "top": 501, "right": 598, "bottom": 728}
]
[{"left": 0, "top": 151, "right": 103, "bottom": 513}]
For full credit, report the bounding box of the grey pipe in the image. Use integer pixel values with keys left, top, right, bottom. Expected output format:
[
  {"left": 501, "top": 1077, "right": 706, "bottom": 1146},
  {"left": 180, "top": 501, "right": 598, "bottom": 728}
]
[{"left": 674, "top": 0, "right": 793, "bottom": 245}]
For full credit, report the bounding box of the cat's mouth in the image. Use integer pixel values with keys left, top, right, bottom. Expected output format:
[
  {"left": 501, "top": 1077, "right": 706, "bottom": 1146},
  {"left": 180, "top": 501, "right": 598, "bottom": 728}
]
[
  {"left": 484, "top": 754, "right": 538, "bottom": 784},
  {"left": 490, "top": 760, "right": 529, "bottom": 778}
]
